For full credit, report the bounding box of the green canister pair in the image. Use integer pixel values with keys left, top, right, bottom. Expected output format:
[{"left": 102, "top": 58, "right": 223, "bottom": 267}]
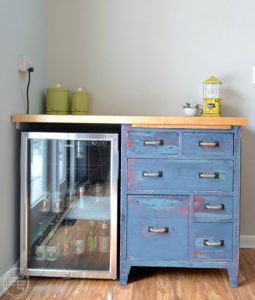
[{"left": 46, "top": 85, "right": 88, "bottom": 115}]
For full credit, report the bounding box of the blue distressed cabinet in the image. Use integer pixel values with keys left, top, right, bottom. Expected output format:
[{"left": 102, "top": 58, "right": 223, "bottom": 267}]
[{"left": 120, "top": 125, "right": 241, "bottom": 287}]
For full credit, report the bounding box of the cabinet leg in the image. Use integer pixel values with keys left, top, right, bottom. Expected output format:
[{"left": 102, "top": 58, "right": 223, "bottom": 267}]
[
  {"left": 120, "top": 265, "right": 131, "bottom": 285},
  {"left": 227, "top": 265, "right": 239, "bottom": 288}
]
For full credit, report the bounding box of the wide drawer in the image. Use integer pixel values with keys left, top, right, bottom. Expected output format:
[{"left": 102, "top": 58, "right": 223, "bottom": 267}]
[
  {"left": 192, "top": 223, "right": 233, "bottom": 261},
  {"left": 182, "top": 132, "right": 234, "bottom": 156},
  {"left": 193, "top": 196, "right": 233, "bottom": 222},
  {"left": 127, "top": 195, "right": 189, "bottom": 261},
  {"left": 127, "top": 159, "right": 234, "bottom": 192},
  {"left": 127, "top": 131, "right": 179, "bottom": 156}
]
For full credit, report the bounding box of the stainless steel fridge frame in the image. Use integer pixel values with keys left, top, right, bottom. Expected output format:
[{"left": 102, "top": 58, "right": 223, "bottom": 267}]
[{"left": 20, "top": 132, "right": 118, "bottom": 279}]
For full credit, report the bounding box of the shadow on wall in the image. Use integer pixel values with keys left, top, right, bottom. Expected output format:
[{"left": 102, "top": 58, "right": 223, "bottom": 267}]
[
  {"left": 13, "top": 128, "right": 21, "bottom": 261},
  {"left": 219, "top": 84, "right": 254, "bottom": 234},
  {"left": 239, "top": 126, "right": 255, "bottom": 234}
]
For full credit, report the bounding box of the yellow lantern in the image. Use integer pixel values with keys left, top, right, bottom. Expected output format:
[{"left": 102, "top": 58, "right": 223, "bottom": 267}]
[{"left": 202, "top": 76, "right": 222, "bottom": 117}]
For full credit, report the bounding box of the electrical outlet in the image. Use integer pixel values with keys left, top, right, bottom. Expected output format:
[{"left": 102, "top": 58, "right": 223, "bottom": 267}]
[{"left": 18, "top": 56, "right": 32, "bottom": 72}]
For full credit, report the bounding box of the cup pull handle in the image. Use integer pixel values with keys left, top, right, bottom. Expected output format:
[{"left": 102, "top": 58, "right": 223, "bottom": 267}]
[
  {"left": 204, "top": 203, "right": 225, "bottom": 210},
  {"left": 199, "top": 172, "right": 219, "bottom": 179},
  {"left": 148, "top": 226, "right": 169, "bottom": 233},
  {"left": 142, "top": 171, "right": 163, "bottom": 177},
  {"left": 204, "top": 240, "right": 224, "bottom": 247},
  {"left": 144, "top": 140, "right": 164, "bottom": 146},
  {"left": 199, "top": 141, "right": 219, "bottom": 148}
]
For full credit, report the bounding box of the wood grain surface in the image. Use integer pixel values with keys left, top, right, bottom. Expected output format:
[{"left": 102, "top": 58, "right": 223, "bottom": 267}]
[{"left": 11, "top": 115, "right": 248, "bottom": 127}]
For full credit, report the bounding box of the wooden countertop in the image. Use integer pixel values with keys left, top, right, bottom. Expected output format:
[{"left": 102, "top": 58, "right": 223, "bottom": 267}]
[{"left": 12, "top": 114, "right": 248, "bottom": 129}]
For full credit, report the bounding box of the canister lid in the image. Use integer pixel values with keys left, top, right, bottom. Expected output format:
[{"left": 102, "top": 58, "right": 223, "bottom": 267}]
[
  {"left": 47, "top": 84, "right": 69, "bottom": 93},
  {"left": 72, "top": 87, "right": 87, "bottom": 96}
]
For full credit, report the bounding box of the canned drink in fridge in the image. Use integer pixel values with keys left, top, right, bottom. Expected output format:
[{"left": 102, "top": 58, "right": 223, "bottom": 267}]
[
  {"left": 39, "top": 192, "right": 51, "bottom": 212},
  {"left": 76, "top": 184, "right": 89, "bottom": 198},
  {"left": 46, "top": 244, "right": 59, "bottom": 261},
  {"left": 91, "top": 182, "right": 105, "bottom": 197},
  {"left": 35, "top": 245, "right": 46, "bottom": 261},
  {"left": 52, "top": 191, "right": 63, "bottom": 213}
]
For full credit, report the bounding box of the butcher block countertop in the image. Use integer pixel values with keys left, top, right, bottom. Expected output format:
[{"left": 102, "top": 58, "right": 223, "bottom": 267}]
[{"left": 12, "top": 115, "right": 248, "bottom": 129}]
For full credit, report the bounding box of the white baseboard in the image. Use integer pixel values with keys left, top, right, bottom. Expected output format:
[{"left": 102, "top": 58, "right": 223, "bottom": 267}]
[
  {"left": 240, "top": 235, "right": 255, "bottom": 248},
  {"left": 0, "top": 260, "right": 19, "bottom": 298}
]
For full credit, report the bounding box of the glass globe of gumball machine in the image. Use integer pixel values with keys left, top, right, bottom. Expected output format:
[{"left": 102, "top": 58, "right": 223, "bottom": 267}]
[{"left": 202, "top": 76, "right": 222, "bottom": 117}]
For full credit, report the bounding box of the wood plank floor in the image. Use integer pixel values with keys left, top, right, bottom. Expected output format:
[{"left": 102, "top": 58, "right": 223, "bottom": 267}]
[{"left": 1, "top": 249, "right": 255, "bottom": 300}]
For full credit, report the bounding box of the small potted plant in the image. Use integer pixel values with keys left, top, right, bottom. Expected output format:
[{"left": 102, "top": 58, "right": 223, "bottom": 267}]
[{"left": 183, "top": 102, "right": 202, "bottom": 116}]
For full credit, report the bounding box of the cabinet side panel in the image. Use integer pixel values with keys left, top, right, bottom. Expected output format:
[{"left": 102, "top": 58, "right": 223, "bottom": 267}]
[{"left": 120, "top": 125, "right": 130, "bottom": 281}]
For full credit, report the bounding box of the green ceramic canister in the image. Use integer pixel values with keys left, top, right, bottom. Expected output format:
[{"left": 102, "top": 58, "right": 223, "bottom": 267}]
[
  {"left": 46, "top": 84, "right": 69, "bottom": 114},
  {"left": 71, "top": 88, "right": 88, "bottom": 115}
]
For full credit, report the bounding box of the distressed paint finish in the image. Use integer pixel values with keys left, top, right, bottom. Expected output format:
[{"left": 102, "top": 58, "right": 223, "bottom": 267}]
[
  {"left": 120, "top": 125, "right": 241, "bottom": 288},
  {"left": 193, "top": 196, "right": 233, "bottom": 221},
  {"left": 127, "top": 159, "right": 234, "bottom": 192},
  {"left": 127, "top": 131, "right": 179, "bottom": 156},
  {"left": 192, "top": 223, "right": 233, "bottom": 261},
  {"left": 182, "top": 132, "right": 234, "bottom": 156},
  {"left": 127, "top": 195, "right": 189, "bottom": 261}
]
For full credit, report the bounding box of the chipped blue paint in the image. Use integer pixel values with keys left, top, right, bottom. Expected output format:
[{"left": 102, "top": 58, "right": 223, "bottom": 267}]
[
  {"left": 127, "top": 195, "right": 189, "bottom": 261},
  {"left": 193, "top": 195, "right": 233, "bottom": 221},
  {"left": 182, "top": 132, "right": 234, "bottom": 156},
  {"left": 120, "top": 125, "right": 241, "bottom": 288},
  {"left": 192, "top": 223, "right": 233, "bottom": 261},
  {"left": 127, "top": 159, "right": 234, "bottom": 192},
  {"left": 127, "top": 131, "right": 179, "bottom": 156}
]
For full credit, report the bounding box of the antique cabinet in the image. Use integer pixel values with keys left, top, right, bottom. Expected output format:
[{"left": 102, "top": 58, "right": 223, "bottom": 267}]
[{"left": 120, "top": 125, "right": 241, "bottom": 287}]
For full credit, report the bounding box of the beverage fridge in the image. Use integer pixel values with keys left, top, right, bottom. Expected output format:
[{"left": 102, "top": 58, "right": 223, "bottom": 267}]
[{"left": 20, "top": 132, "right": 118, "bottom": 279}]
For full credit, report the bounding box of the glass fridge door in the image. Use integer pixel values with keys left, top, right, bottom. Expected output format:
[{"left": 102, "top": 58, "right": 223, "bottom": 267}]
[{"left": 20, "top": 132, "right": 118, "bottom": 279}]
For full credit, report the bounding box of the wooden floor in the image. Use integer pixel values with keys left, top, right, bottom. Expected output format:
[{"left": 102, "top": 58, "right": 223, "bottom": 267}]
[{"left": 1, "top": 249, "right": 255, "bottom": 300}]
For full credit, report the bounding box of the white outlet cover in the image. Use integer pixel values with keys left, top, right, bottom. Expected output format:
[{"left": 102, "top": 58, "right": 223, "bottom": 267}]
[{"left": 18, "top": 56, "right": 31, "bottom": 72}]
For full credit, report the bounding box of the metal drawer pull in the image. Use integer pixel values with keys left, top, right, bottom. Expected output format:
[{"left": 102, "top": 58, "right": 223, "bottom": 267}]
[
  {"left": 204, "top": 240, "right": 224, "bottom": 247},
  {"left": 205, "top": 203, "right": 225, "bottom": 210},
  {"left": 199, "top": 172, "right": 219, "bottom": 179},
  {"left": 142, "top": 171, "right": 163, "bottom": 177},
  {"left": 199, "top": 141, "right": 219, "bottom": 148},
  {"left": 144, "top": 140, "right": 164, "bottom": 146},
  {"left": 148, "top": 226, "right": 169, "bottom": 233}
]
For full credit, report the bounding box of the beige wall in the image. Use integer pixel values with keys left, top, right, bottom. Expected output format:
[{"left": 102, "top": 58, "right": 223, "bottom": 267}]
[
  {"left": 0, "top": 0, "right": 48, "bottom": 278},
  {"left": 47, "top": 0, "right": 255, "bottom": 235}
]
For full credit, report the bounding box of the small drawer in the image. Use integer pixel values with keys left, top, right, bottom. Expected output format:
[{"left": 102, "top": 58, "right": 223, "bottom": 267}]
[
  {"left": 193, "top": 196, "right": 233, "bottom": 222},
  {"left": 127, "top": 131, "right": 179, "bottom": 156},
  {"left": 182, "top": 133, "right": 234, "bottom": 156},
  {"left": 127, "top": 159, "right": 234, "bottom": 192},
  {"left": 192, "top": 223, "right": 233, "bottom": 261},
  {"left": 127, "top": 195, "right": 189, "bottom": 261}
]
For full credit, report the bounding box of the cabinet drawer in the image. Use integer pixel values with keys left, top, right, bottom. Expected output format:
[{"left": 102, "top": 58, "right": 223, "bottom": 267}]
[
  {"left": 193, "top": 196, "right": 233, "bottom": 221},
  {"left": 127, "top": 131, "right": 179, "bottom": 156},
  {"left": 192, "top": 223, "right": 233, "bottom": 261},
  {"left": 127, "top": 159, "right": 233, "bottom": 192},
  {"left": 182, "top": 133, "right": 234, "bottom": 156},
  {"left": 127, "top": 195, "right": 189, "bottom": 261}
]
